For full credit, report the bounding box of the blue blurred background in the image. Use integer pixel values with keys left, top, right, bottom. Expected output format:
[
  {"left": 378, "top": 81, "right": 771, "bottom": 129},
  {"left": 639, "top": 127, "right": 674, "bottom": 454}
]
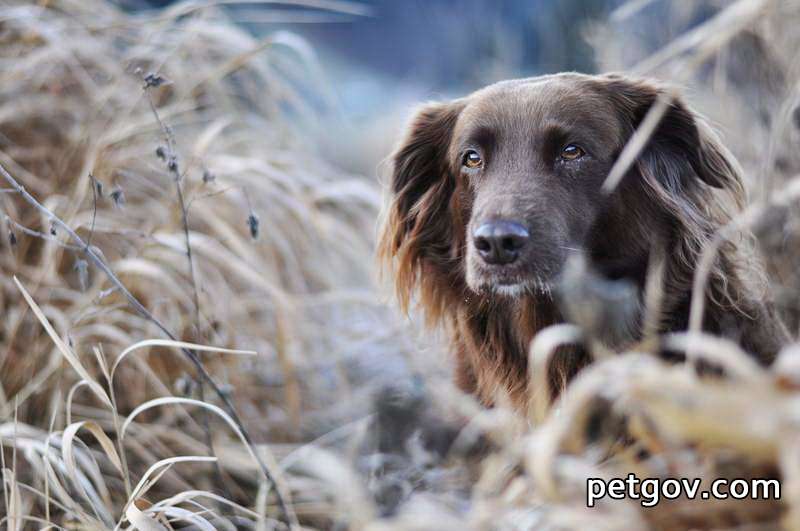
[{"left": 115, "top": 0, "right": 718, "bottom": 173}]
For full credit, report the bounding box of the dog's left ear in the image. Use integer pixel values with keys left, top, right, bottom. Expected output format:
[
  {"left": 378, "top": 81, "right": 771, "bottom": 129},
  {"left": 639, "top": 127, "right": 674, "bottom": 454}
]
[{"left": 599, "top": 74, "right": 743, "bottom": 195}]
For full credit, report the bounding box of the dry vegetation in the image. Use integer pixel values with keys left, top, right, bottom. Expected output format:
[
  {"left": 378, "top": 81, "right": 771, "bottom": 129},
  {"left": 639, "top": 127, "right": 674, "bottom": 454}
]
[{"left": 0, "top": 0, "right": 799, "bottom": 530}]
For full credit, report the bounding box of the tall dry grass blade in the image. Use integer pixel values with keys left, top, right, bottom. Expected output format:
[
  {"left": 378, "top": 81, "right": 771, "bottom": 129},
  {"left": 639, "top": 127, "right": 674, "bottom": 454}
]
[
  {"left": 13, "top": 277, "right": 111, "bottom": 408},
  {"left": 118, "top": 455, "right": 218, "bottom": 528},
  {"left": 120, "top": 397, "right": 299, "bottom": 526},
  {"left": 110, "top": 339, "right": 256, "bottom": 383}
]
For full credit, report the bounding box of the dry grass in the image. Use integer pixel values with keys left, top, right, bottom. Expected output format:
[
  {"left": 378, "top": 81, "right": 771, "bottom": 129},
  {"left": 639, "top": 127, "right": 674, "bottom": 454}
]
[{"left": 0, "top": 0, "right": 799, "bottom": 530}]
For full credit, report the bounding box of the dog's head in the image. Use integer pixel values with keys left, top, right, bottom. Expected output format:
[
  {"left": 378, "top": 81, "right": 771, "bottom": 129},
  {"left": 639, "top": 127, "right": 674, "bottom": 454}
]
[{"left": 380, "top": 73, "right": 744, "bottom": 314}]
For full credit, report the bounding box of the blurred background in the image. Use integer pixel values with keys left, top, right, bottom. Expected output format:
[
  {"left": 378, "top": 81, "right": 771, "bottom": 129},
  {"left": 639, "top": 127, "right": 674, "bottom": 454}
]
[
  {"left": 1, "top": 1, "right": 799, "bottom": 529},
  {"left": 115, "top": 0, "right": 725, "bottom": 176}
]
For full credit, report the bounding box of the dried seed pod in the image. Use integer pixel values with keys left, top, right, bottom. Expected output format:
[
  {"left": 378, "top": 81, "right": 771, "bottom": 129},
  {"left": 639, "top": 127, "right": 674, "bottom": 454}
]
[
  {"left": 247, "top": 212, "right": 260, "bottom": 240},
  {"left": 143, "top": 72, "right": 169, "bottom": 88},
  {"left": 110, "top": 186, "right": 125, "bottom": 208},
  {"left": 6, "top": 217, "right": 16, "bottom": 247}
]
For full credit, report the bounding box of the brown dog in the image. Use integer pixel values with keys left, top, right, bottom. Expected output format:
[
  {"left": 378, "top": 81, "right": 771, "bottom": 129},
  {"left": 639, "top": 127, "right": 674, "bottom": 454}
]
[{"left": 379, "top": 73, "right": 789, "bottom": 410}]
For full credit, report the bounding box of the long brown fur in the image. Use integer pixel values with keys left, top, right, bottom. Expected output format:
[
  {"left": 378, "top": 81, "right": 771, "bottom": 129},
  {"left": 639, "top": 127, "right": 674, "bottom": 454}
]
[{"left": 379, "top": 73, "right": 789, "bottom": 411}]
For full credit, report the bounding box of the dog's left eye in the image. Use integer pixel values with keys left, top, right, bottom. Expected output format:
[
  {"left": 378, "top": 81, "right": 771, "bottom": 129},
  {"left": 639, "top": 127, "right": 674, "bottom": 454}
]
[
  {"left": 560, "top": 144, "right": 585, "bottom": 161},
  {"left": 462, "top": 150, "right": 483, "bottom": 169}
]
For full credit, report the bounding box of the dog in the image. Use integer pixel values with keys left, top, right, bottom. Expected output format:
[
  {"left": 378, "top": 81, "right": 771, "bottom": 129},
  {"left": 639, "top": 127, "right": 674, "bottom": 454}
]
[{"left": 379, "top": 73, "right": 789, "bottom": 410}]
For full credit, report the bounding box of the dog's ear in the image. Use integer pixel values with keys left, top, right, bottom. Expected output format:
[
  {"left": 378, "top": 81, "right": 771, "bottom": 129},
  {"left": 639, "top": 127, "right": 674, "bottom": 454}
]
[
  {"left": 600, "top": 74, "right": 744, "bottom": 197},
  {"left": 379, "top": 100, "right": 465, "bottom": 312},
  {"left": 387, "top": 101, "right": 464, "bottom": 243}
]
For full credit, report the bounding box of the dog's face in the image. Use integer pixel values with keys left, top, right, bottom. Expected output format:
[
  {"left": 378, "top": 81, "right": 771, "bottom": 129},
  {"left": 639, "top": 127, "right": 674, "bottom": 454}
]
[
  {"left": 382, "top": 73, "right": 742, "bottom": 304},
  {"left": 452, "top": 78, "right": 628, "bottom": 295}
]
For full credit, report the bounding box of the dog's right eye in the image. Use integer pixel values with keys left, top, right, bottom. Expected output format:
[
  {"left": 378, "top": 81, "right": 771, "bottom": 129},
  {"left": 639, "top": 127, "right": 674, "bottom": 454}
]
[
  {"left": 462, "top": 150, "right": 483, "bottom": 169},
  {"left": 560, "top": 144, "right": 585, "bottom": 161}
]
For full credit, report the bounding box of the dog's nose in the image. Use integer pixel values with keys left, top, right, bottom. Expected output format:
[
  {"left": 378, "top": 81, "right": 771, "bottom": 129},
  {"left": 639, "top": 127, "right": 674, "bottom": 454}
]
[{"left": 473, "top": 221, "right": 529, "bottom": 265}]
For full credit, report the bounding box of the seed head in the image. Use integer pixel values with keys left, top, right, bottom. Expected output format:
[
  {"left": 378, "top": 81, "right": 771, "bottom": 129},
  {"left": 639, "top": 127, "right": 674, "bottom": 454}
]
[
  {"left": 247, "top": 213, "right": 260, "bottom": 240},
  {"left": 110, "top": 186, "right": 126, "bottom": 208},
  {"left": 143, "top": 72, "right": 170, "bottom": 88}
]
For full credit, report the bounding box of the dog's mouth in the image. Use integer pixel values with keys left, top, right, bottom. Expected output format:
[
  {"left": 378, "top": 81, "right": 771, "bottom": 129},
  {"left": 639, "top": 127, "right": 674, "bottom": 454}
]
[
  {"left": 465, "top": 238, "right": 569, "bottom": 298},
  {"left": 468, "top": 264, "right": 557, "bottom": 298},
  {"left": 491, "top": 279, "right": 553, "bottom": 298}
]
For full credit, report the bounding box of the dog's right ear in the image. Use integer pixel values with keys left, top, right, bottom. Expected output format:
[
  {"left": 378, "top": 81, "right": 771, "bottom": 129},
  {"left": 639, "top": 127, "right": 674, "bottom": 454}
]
[
  {"left": 388, "top": 101, "right": 465, "bottom": 245},
  {"left": 379, "top": 100, "right": 465, "bottom": 311}
]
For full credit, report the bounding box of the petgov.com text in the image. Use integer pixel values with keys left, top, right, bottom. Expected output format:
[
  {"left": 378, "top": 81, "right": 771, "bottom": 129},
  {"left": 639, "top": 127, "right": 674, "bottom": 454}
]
[{"left": 587, "top": 474, "right": 780, "bottom": 508}]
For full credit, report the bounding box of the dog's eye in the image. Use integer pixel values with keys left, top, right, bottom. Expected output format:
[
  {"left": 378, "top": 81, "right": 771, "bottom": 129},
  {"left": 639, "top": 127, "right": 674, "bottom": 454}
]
[
  {"left": 462, "top": 150, "right": 483, "bottom": 169},
  {"left": 560, "top": 144, "right": 585, "bottom": 161}
]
